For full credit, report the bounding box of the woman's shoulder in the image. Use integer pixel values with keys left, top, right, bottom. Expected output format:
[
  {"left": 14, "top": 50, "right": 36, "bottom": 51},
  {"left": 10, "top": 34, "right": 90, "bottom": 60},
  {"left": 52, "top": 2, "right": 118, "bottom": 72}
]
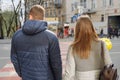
[{"left": 92, "top": 39, "right": 102, "bottom": 44}]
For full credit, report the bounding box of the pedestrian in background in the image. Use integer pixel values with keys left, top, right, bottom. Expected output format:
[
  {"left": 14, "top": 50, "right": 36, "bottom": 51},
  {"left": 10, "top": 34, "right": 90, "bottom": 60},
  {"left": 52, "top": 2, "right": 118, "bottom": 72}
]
[
  {"left": 114, "top": 27, "right": 119, "bottom": 38},
  {"left": 100, "top": 28, "right": 104, "bottom": 38},
  {"left": 71, "top": 28, "right": 74, "bottom": 37},
  {"left": 108, "top": 26, "right": 112, "bottom": 39},
  {"left": 11, "top": 5, "right": 62, "bottom": 80},
  {"left": 63, "top": 15, "right": 112, "bottom": 80}
]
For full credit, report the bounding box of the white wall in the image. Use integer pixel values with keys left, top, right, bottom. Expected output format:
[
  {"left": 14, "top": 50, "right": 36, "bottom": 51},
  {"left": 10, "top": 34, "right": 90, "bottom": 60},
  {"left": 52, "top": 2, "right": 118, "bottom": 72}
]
[
  {"left": 65, "top": 0, "right": 74, "bottom": 23},
  {"left": 65, "top": 0, "right": 84, "bottom": 23},
  {"left": 93, "top": 22, "right": 107, "bottom": 34}
]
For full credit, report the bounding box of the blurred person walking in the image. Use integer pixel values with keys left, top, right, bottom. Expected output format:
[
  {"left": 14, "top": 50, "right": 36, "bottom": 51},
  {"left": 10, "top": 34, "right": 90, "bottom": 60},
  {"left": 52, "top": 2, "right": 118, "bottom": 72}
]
[
  {"left": 100, "top": 28, "right": 104, "bottom": 38},
  {"left": 11, "top": 5, "right": 62, "bottom": 80},
  {"left": 108, "top": 26, "right": 113, "bottom": 39},
  {"left": 114, "top": 27, "right": 119, "bottom": 38},
  {"left": 63, "top": 15, "right": 112, "bottom": 80}
]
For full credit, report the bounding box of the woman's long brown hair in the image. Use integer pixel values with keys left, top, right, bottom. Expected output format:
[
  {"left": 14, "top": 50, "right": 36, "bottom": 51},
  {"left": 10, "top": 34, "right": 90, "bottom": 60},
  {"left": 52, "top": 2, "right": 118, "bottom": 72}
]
[{"left": 71, "top": 16, "right": 98, "bottom": 59}]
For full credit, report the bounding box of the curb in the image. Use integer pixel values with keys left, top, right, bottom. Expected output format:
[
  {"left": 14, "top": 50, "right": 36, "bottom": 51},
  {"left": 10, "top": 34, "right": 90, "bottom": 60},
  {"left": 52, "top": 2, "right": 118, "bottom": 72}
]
[{"left": 0, "top": 39, "right": 11, "bottom": 44}]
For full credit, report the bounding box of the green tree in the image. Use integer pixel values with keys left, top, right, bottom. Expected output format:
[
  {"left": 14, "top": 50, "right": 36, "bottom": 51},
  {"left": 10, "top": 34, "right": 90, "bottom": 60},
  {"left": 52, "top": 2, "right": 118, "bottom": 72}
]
[
  {"left": 1, "top": 0, "right": 22, "bottom": 38},
  {"left": 0, "top": 13, "right": 4, "bottom": 39}
]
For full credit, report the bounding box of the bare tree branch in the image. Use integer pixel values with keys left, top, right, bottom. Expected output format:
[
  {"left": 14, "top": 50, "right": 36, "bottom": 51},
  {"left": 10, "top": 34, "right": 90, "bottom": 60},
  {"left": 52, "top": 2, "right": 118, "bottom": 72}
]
[{"left": 6, "top": 0, "right": 22, "bottom": 37}]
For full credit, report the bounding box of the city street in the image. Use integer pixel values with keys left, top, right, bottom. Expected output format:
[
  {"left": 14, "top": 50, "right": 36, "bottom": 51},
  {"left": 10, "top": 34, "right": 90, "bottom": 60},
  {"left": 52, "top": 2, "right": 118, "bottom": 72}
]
[
  {"left": 0, "top": 37, "right": 120, "bottom": 80},
  {"left": 1, "top": 0, "right": 120, "bottom": 79},
  {"left": 0, "top": 40, "right": 11, "bottom": 68},
  {"left": 109, "top": 37, "right": 120, "bottom": 76}
]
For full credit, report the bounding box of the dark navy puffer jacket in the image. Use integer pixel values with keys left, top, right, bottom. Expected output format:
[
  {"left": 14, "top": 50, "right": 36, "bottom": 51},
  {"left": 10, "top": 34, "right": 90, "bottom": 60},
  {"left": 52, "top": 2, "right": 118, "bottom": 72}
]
[{"left": 11, "top": 20, "right": 62, "bottom": 80}]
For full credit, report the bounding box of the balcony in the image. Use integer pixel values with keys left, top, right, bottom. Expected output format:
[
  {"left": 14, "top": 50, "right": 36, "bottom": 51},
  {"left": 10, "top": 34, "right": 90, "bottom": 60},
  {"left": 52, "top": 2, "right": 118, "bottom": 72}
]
[{"left": 83, "top": 8, "right": 97, "bottom": 14}]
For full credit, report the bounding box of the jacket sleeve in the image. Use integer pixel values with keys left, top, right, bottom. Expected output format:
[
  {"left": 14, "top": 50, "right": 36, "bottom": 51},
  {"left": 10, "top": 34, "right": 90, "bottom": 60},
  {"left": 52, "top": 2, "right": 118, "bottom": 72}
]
[
  {"left": 63, "top": 47, "right": 75, "bottom": 80},
  {"left": 10, "top": 36, "right": 21, "bottom": 77},
  {"left": 102, "top": 41, "right": 112, "bottom": 65},
  {"left": 49, "top": 37, "right": 62, "bottom": 80}
]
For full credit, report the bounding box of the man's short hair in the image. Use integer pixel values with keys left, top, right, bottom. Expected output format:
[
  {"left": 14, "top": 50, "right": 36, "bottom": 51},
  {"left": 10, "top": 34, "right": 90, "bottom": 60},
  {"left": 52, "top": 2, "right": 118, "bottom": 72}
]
[{"left": 29, "top": 5, "right": 45, "bottom": 20}]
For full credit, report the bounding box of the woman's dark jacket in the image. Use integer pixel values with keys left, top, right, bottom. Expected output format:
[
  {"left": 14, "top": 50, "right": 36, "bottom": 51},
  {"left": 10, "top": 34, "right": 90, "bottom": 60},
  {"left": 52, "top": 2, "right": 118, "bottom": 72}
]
[{"left": 11, "top": 20, "right": 62, "bottom": 80}]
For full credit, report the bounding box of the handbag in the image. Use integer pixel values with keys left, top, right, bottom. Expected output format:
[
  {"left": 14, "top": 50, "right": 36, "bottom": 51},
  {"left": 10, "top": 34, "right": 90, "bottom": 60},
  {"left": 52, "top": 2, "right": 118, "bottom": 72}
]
[{"left": 99, "top": 41, "right": 119, "bottom": 80}]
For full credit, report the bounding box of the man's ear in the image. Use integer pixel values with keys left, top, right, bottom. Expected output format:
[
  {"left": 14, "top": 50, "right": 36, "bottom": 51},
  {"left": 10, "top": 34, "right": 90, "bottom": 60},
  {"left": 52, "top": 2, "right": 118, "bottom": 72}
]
[{"left": 29, "top": 15, "right": 33, "bottom": 20}]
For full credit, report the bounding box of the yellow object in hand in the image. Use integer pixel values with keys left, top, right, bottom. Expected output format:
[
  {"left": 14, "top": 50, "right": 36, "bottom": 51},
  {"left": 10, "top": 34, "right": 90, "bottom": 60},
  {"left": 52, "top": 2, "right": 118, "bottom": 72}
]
[{"left": 100, "top": 38, "right": 112, "bottom": 51}]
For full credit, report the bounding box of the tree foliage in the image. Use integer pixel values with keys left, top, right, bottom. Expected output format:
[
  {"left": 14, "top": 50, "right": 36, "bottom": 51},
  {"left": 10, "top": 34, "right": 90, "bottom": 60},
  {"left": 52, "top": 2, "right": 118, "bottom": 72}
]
[
  {"left": 1, "top": 0, "right": 22, "bottom": 38},
  {"left": 1, "top": 0, "right": 45, "bottom": 38},
  {"left": 0, "top": 14, "right": 4, "bottom": 39}
]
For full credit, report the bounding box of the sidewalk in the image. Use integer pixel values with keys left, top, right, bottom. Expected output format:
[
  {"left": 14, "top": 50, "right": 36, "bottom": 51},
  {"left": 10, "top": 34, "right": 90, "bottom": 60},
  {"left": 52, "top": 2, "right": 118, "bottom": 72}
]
[
  {"left": 59, "top": 37, "right": 74, "bottom": 42},
  {"left": 0, "top": 63, "right": 21, "bottom": 80},
  {"left": 0, "top": 39, "right": 11, "bottom": 44}
]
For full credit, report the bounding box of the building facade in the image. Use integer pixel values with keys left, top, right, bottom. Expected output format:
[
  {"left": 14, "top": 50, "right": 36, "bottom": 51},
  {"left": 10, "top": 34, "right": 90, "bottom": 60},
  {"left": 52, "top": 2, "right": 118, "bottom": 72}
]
[
  {"left": 43, "top": 0, "right": 59, "bottom": 25},
  {"left": 64, "top": 0, "right": 120, "bottom": 34},
  {"left": 85, "top": 0, "right": 120, "bottom": 34},
  {"left": 26, "top": 0, "right": 63, "bottom": 34},
  {"left": 26, "top": 0, "right": 63, "bottom": 26}
]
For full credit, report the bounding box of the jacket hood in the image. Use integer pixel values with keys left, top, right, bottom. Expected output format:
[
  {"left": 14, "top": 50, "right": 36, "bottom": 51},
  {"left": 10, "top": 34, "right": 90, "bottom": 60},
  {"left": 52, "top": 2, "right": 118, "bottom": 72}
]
[{"left": 22, "top": 20, "right": 48, "bottom": 35}]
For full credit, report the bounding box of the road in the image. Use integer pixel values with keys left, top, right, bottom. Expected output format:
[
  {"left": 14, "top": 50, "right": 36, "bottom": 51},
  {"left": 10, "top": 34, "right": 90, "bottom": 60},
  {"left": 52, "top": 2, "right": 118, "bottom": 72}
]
[
  {"left": 0, "top": 37, "right": 120, "bottom": 79},
  {"left": 109, "top": 37, "right": 120, "bottom": 76},
  {"left": 0, "top": 42, "right": 11, "bottom": 68}
]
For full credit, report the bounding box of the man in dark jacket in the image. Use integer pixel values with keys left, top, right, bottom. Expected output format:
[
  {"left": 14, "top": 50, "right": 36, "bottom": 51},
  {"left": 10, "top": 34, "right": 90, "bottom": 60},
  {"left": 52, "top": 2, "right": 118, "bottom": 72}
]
[{"left": 11, "top": 5, "right": 62, "bottom": 80}]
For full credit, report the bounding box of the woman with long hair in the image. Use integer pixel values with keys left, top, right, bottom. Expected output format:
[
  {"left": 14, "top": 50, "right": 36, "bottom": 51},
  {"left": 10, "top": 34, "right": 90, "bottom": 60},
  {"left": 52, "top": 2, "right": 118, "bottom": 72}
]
[{"left": 63, "top": 15, "right": 112, "bottom": 80}]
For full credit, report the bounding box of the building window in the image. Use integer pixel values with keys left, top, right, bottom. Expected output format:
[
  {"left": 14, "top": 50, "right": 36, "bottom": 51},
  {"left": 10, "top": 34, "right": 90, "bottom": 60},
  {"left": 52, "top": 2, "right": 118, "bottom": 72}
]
[
  {"left": 71, "top": 3, "right": 74, "bottom": 11},
  {"left": 43, "top": 2, "right": 45, "bottom": 8},
  {"left": 54, "top": 10, "right": 56, "bottom": 17},
  {"left": 48, "top": 10, "right": 50, "bottom": 17},
  {"left": 80, "top": 0, "right": 86, "bottom": 8},
  {"left": 50, "top": 9, "right": 52, "bottom": 16},
  {"left": 47, "top": 1, "right": 50, "bottom": 7},
  {"left": 46, "top": 12, "right": 48, "bottom": 17},
  {"left": 101, "top": 14, "right": 104, "bottom": 22},
  {"left": 49, "top": 1, "right": 52, "bottom": 7},
  {"left": 55, "top": 0, "right": 61, "bottom": 4},
  {"left": 91, "top": 0, "right": 96, "bottom": 9},
  {"left": 58, "top": 0, "right": 61, "bottom": 3},
  {"left": 58, "top": 10, "right": 61, "bottom": 14},
  {"left": 45, "top": 2, "right": 47, "bottom": 8},
  {"left": 103, "top": 0, "right": 106, "bottom": 7},
  {"left": 109, "top": 0, "right": 113, "bottom": 6}
]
